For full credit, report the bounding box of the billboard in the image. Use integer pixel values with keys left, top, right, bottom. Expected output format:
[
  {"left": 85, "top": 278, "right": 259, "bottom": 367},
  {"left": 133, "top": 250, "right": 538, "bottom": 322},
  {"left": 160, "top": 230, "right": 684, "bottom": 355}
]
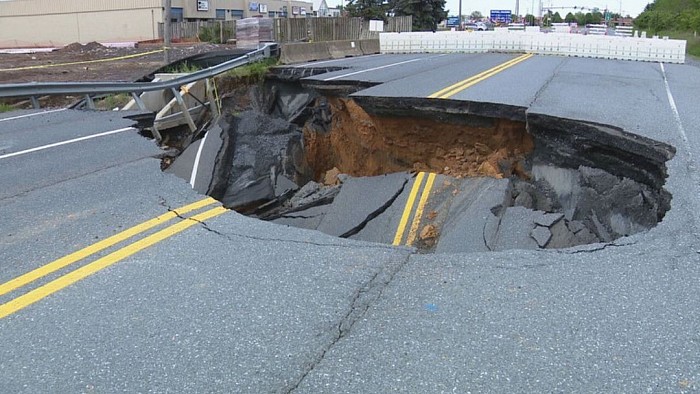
[
  {"left": 446, "top": 16, "right": 460, "bottom": 27},
  {"left": 490, "top": 9, "right": 512, "bottom": 23}
]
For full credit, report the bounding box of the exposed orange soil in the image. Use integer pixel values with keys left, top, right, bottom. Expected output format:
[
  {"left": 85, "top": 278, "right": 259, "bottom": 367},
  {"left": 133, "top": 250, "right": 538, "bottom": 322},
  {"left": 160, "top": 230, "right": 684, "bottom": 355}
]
[{"left": 304, "top": 97, "right": 534, "bottom": 180}]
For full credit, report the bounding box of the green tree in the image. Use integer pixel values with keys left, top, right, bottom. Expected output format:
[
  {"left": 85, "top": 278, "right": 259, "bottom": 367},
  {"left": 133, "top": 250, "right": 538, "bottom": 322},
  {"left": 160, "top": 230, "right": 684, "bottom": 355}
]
[
  {"left": 591, "top": 11, "right": 603, "bottom": 24},
  {"left": 525, "top": 13, "right": 535, "bottom": 25},
  {"left": 391, "top": 0, "right": 448, "bottom": 31},
  {"left": 346, "top": 0, "right": 387, "bottom": 20},
  {"left": 542, "top": 12, "right": 551, "bottom": 27},
  {"left": 635, "top": 0, "right": 700, "bottom": 33},
  {"left": 574, "top": 11, "right": 586, "bottom": 25},
  {"left": 564, "top": 12, "right": 576, "bottom": 23},
  {"left": 470, "top": 10, "right": 483, "bottom": 20},
  {"left": 552, "top": 12, "right": 563, "bottom": 23}
]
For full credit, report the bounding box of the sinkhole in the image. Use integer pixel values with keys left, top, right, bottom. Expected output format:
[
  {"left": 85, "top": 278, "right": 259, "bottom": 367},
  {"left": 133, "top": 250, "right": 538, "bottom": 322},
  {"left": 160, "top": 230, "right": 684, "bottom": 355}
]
[{"left": 163, "top": 74, "right": 675, "bottom": 253}]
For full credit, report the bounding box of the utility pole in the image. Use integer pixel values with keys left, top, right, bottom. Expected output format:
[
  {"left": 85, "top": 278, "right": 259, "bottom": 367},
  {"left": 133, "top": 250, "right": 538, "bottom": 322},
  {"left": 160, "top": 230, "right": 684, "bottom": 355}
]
[
  {"left": 164, "top": 0, "right": 172, "bottom": 64},
  {"left": 458, "top": 0, "right": 462, "bottom": 30}
]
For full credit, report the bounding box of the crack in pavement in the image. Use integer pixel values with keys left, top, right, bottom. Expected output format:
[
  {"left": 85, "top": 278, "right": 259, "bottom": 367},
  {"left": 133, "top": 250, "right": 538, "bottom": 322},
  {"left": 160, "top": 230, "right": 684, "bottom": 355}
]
[
  {"left": 161, "top": 199, "right": 415, "bottom": 391},
  {"left": 339, "top": 178, "right": 409, "bottom": 238},
  {"left": 285, "top": 252, "right": 413, "bottom": 393},
  {"left": 557, "top": 241, "right": 637, "bottom": 254},
  {"left": 190, "top": 213, "right": 406, "bottom": 251}
]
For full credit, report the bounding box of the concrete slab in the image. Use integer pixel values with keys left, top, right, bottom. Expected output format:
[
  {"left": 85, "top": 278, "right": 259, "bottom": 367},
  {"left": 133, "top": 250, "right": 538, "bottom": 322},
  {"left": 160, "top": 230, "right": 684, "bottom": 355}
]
[
  {"left": 317, "top": 172, "right": 412, "bottom": 237},
  {"left": 491, "top": 206, "right": 540, "bottom": 251},
  {"left": 271, "top": 204, "right": 329, "bottom": 230},
  {"left": 350, "top": 174, "right": 422, "bottom": 245},
  {"left": 435, "top": 177, "right": 510, "bottom": 254}
]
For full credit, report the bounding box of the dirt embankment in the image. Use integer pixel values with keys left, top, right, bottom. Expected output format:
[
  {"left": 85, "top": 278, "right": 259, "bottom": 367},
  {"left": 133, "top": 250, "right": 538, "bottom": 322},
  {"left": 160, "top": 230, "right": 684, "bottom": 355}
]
[
  {"left": 0, "top": 42, "right": 232, "bottom": 84},
  {"left": 303, "top": 98, "right": 534, "bottom": 181}
]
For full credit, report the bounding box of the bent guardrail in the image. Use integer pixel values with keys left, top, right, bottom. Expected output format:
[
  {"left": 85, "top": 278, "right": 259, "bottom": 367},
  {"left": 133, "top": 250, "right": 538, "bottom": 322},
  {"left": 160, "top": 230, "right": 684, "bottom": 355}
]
[{"left": 0, "top": 43, "right": 277, "bottom": 141}]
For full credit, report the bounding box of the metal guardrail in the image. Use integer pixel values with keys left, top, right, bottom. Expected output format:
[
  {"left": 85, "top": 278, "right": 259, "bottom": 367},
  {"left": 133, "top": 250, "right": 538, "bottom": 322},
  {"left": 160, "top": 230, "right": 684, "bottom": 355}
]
[{"left": 0, "top": 43, "right": 277, "bottom": 99}]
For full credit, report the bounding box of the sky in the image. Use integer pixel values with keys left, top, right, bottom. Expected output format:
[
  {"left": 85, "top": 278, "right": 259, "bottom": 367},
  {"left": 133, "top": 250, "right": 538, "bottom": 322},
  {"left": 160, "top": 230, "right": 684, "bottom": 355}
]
[
  {"left": 323, "top": 0, "right": 652, "bottom": 18},
  {"left": 439, "top": 0, "right": 651, "bottom": 18}
]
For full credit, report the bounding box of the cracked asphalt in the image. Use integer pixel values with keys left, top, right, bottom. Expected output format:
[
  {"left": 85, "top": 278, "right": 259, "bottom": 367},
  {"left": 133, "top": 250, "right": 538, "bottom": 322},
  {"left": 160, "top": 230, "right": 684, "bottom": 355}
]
[{"left": 1, "top": 52, "right": 700, "bottom": 392}]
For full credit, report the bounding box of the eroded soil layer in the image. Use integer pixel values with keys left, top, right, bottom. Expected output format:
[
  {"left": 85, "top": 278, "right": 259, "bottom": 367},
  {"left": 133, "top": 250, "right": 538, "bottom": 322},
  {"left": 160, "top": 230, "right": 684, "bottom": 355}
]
[{"left": 303, "top": 97, "right": 533, "bottom": 181}]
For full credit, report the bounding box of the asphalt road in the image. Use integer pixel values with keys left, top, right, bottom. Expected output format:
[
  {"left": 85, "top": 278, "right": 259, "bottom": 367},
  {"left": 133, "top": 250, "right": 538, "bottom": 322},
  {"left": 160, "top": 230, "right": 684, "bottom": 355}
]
[{"left": 1, "top": 53, "right": 699, "bottom": 392}]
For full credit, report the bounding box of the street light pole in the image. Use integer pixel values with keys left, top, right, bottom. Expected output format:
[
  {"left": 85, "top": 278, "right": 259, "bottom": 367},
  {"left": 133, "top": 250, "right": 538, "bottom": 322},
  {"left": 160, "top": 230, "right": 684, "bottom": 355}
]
[
  {"left": 458, "top": 0, "right": 462, "bottom": 30},
  {"left": 164, "top": 0, "right": 172, "bottom": 64}
]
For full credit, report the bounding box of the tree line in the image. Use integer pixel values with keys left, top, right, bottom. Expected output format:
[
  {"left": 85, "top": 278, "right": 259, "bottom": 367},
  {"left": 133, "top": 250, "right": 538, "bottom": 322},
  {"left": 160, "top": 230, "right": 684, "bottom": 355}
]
[
  {"left": 634, "top": 0, "right": 700, "bottom": 33},
  {"left": 345, "top": 0, "right": 448, "bottom": 31}
]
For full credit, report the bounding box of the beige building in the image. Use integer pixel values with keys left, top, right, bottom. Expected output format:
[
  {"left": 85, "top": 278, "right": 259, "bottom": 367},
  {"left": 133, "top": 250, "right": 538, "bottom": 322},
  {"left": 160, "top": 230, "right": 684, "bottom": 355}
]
[{"left": 0, "top": 0, "right": 313, "bottom": 48}]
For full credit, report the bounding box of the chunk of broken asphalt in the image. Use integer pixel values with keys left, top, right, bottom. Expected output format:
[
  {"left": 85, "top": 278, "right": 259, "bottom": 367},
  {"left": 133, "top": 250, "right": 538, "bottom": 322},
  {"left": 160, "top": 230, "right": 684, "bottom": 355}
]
[
  {"left": 317, "top": 172, "right": 411, "bottom": 237},
  {"left": 530, "top": 226, "right": 552, "bottom": 248},
  {"left": 534, "top": 212, "right": 564, "bottom": 227}
]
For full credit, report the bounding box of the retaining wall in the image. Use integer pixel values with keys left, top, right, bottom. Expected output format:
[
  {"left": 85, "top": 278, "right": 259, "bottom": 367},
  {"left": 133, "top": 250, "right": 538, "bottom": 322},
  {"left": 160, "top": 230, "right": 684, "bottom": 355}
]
[{"left": 380, "top": 31, "right": 687, "bottom": 64}]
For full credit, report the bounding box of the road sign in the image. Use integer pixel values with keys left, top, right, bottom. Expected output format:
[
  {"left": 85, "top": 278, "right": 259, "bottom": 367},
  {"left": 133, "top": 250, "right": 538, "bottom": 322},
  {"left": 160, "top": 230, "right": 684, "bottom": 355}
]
[
  {"left": 447, "top": 16, "right": 460, "bottom": 27},
  {"left": 490, "top": 10, "right": 512, "bottom": 23}
]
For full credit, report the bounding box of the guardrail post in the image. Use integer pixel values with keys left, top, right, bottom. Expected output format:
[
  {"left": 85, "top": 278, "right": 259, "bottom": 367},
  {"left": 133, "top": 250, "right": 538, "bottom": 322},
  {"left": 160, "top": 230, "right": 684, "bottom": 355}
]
[
  {"left": 205, "top": 79, "right": 220, "bottom": 117},
  {"left": 171, "top": 87, "right": 197, "bottom": 133},
  {"left": 130, "top": 92, "right": 147, "bottom": 111},
  {"left": 30, "top": 96, "right": 40, "bottom": 109},
  {"left": 84, "top": 95, "right": 95, "bottom": 110}
]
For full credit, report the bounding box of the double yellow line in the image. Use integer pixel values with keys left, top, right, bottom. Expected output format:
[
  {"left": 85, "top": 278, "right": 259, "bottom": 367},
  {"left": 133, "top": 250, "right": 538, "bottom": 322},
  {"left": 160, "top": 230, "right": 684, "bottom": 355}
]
[
  {"left": 0, "top": 197, "right": 228, "bottom": 319},
  {"left": 393, "top": 54, "right": 533, "bottom": 245},
  {"left": 428, "top": 53, "right": 533, "bottom": 99},
  {"left": 393, "top": 172, "right": 437, "bottom": 246}
]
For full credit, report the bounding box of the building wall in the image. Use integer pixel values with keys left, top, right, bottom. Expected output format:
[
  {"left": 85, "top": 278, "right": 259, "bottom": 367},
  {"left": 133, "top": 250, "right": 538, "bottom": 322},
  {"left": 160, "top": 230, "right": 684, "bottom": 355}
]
[
  {"left": 0, "top": 0, "right": 313, "bottom": 48},
  {"left": 0, "top": 0, "right": 163, "bottom": 47},
  {"left": 172, "top": 0, "right": 314, "bottom": 20}
]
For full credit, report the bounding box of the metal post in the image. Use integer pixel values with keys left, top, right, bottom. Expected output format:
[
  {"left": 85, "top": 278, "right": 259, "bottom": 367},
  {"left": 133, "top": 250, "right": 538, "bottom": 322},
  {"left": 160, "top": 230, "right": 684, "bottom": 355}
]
[
  {"left": 164, "top": 0, "right": 172, "bottom": 64},
  {"left": 219, "top": 20, "right": 224, "bottom": 44}
]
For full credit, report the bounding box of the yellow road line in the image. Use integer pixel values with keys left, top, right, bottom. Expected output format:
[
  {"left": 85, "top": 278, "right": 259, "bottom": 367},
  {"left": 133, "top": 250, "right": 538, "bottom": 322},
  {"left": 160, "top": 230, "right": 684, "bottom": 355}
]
[
  {"left": 0, "top": 197, "right": 217, "bottom": 297},
  {"left": 0, "top": 205, "right": 228, "bottom": 319},
  {"left": 389, "top": 55, "right": 535, "bottom": 246},
  {"left": 392, "top": 172, "right": 426, "bottom": 246},
  {"left": 0, "top": 49, "right": 165, "bottom": 72},
  {"left": 428, "top": 53, "right": 533, "bottom": 99},
  {"left": 405, "top": 173, "right": 437, "bottom": 246}
]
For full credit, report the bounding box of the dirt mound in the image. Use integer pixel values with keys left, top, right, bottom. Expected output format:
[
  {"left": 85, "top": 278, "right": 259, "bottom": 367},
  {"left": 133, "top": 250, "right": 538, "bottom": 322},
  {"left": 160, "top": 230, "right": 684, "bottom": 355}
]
[
  {"left": 60, "top": 42, "right": 84, "bottom": 52},
  {"left": 82, "top": 41, "right": 105, "bottom": 51},
  {"left": 59, "top": 41, "right": 105, "bottom": 53}
]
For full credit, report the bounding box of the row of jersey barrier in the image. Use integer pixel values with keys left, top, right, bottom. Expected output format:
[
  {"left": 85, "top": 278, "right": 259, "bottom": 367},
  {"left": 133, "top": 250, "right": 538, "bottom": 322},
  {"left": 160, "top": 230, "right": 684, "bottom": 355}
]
[
  {"left": 379, "top": 31, "right": 686, "bottom": 63},
  {"left": 587, "top": 24, "right": 608, "bottom": 35},
  {"left": 280, "top": 39, "right": 380, "bottom": 64}
]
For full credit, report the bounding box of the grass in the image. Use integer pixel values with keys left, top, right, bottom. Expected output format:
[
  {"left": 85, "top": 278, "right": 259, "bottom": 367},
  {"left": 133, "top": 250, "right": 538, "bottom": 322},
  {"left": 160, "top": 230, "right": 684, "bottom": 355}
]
[
  {"left": 657, "top": 30, "right": 700, "bottom": 58},
  {"left": 0, "top": 103, "right": 14, "bottom": 113},
  {"left": 225, "top": 58, "right": 278, "bottom": 82},
  {"left": 96, "top": 93, "right": 131, "bottom": 110},
  {"left": 163, "top": 61, "right": 202, "bottom": 74}
]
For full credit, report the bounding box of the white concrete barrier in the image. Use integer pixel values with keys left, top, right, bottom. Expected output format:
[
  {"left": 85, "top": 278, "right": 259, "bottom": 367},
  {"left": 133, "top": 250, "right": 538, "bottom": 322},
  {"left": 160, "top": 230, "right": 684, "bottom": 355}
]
[{"left": 379, "top": 31, "right": 687, "bottom": 63}]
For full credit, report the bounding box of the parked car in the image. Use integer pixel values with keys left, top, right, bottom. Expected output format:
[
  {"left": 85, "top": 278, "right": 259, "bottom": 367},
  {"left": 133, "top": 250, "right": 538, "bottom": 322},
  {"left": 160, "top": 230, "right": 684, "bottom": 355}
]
[{"left": 464, "top": 22, "right": 486, "bottom": 31}]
